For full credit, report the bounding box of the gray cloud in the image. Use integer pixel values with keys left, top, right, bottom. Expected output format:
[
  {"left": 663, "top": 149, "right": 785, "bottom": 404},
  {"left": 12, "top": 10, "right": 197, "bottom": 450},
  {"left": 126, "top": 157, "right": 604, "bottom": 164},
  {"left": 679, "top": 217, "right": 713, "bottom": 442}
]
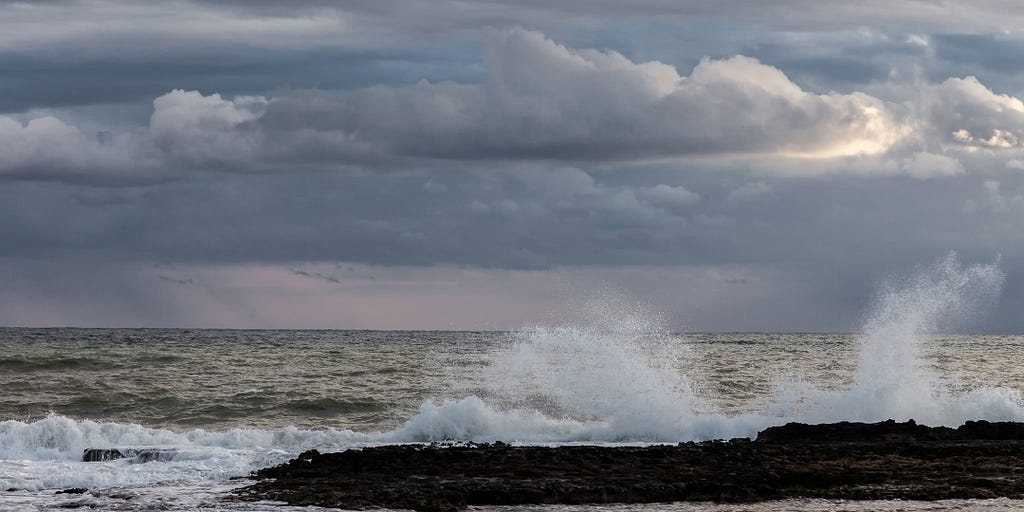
[
  {"left": 0, "top": 29, "right": 916, "bottom": 183},
  {"left": 13, "top": 27, "right": 1024, "bottom": 186},
  {"left": 5, "top": 1, "right": 1024, "bottom": 51},
  {"left": 0, "top": 162, "right": 1020, "bottom": 270},
  {"left": 6, "top": 2, "right": 1024, "bottom": 330},
  {"left": 2, "top": 2, "right": 1021, "bottom": 119},
  {"left": 5, "top": 163, "right": 1024, "bottom": 329}
]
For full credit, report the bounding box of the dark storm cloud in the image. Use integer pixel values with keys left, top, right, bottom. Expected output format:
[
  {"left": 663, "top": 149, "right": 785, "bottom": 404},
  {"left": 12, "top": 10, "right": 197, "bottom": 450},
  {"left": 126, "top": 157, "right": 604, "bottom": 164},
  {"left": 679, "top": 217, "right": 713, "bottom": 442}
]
[
  {"left": 0, "top": 29, "right": 915, "bottom": 184},
  {"left": 1, "top": 1, "right": 1018, "bottom": 114},
  {"left": 6, "top": 0, "right": 1024, "bottom": 330},
  {"left": 0, "top": 45, "right": 485, "bottom": 115},
  {"left": 12, "top": 26, "right": 1024, "bottom": 186},
  {"left": 7, "top": 161, "right": 1024, "bottom": 329},
  {"left": 1, "top": 163, "right": 1021, "bottom": 271},
  {"left": 180, "top": 0, "right": 1024, "bottom": 34},
  {"left": 931, "top": 34, "right": 1024, "bottom": 75},
  {"left": 727, "top": 31, "right": 930, "bottom": 93}
]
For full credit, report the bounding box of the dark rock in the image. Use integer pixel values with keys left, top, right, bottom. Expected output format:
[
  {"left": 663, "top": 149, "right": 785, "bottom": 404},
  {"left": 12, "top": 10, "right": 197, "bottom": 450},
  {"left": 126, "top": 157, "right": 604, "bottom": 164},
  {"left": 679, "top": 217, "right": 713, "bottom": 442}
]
[
  {"left": 232, "top": 419, "right": 1024, "bottom": 511},
  {"left": 957, "top": 420, "right": 1024, "bottom": 440},
  {"left": 756, "top": 419, "right": 939, "bottom": 443},
  {"left": 83, "top": 449, "right": 125, "bottom": 462},
  {"left": 56, "top": 488, "right": 88, "bottom": 494},
  {"left": 82, "top": 448, "right": 177, "bottom": 463},
  {"left": 129, "top": 449, "right": 177, "bottom": 463}
]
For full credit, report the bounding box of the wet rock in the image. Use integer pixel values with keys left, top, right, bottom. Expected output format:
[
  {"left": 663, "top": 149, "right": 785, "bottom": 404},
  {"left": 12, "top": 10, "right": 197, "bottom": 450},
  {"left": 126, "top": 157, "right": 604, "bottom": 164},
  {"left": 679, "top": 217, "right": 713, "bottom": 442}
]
[
  {"left": 56, "top": 488, "right": 87, "bottom": 495},
  {"left": 128, "top": 449, "right": 177, "bottom": 463},
  {"left": 957, "top": 420, "right": 1024, "bottom": 440},
  {"left": 756, "top": 419, "right": 937, "bottom": 443},
  {"left": 233, "top": 420, "right": 1024, "bottom": 511},
  {"left": 82, "top": 448, "right": 177, "bottom": 463},
  {"left": 83, "top": 449, "right": 125, "bottom": 462},
  {"left": 756, "top": 419, "right": 1024, "bottom": 444}
]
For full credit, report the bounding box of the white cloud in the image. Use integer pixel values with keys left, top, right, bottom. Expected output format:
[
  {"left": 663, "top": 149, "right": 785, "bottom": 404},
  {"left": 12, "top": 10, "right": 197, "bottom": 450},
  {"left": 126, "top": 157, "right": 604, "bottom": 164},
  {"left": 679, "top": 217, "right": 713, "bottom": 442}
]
[
  {"left": 0, "top": 90, "right": 270, "bottom": 182},
  {"left": 149, "top": 90, "right": 267, "bottom": 168},
  {"left": 12, "top": 29, "right": 1024, "bottom": 184},
  {"left": 905, "top": 34, "right": 929, "bottom": 47},
  {"left": 0, "top": 115, "right": 147, "bottom": 181},
  {"left": 316, "top": 29, "right": 908, "bottom": 162},
  {"left": 923, "top": 76, "right": 1024, "bottom": 151}
]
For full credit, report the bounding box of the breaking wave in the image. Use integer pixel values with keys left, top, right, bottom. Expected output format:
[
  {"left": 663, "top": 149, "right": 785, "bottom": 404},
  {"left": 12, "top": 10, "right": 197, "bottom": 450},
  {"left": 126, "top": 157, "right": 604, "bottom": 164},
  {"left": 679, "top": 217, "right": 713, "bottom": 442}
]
[
  {"left": 392, "top": 252, "right": 1024, "bottom": 442},
  {"left": 4, "top": 251, "right": 1024, "bottom": 492}
]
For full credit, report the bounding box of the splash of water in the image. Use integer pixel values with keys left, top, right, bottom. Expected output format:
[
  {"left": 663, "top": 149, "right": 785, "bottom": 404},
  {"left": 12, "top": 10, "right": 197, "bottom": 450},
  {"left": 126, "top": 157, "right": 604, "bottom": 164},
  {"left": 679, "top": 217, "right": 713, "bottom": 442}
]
[
  {"left": 777, "top": 252, "right": 1022, "bottom": 425},
  {"left": 393, "top": 295, "right": 765, "bottom": 442},
  {"left": 394, "top": 252, "right": 1024, "bottom": 442},
  {"left": 5, "top": 253, "right": 1024, "bottom": 494}
]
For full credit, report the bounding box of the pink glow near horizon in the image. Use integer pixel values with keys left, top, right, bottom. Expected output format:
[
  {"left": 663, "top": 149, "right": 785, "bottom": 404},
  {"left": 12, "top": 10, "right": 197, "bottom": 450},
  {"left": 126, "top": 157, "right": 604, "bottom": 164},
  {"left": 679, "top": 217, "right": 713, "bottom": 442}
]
[{"left": 0, "top": 260, "right": 850, "bottom": 331}]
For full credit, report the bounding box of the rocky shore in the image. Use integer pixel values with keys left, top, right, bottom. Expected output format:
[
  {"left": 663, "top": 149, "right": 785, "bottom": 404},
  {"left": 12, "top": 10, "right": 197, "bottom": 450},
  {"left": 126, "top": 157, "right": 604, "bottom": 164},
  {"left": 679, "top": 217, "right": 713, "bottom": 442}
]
[{"left": 233, "top": 420, "right": 1024, "bottom": 511}]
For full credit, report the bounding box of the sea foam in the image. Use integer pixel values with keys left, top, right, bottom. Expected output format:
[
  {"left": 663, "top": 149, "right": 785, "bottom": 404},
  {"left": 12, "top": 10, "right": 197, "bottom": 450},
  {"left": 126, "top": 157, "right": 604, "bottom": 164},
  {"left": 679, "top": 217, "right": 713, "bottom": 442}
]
[
  {"left": 775, "top": 252, "right": 1022, "bottom": 426},
  {"left": 389, "top": 252, "right": 1024, "bottom": 443},
  {"left": 4, "top": 252, "right": 1024, "bottom": 493},
  {"left": 0, "top": 414, "right": 378, "bottom": 490}
]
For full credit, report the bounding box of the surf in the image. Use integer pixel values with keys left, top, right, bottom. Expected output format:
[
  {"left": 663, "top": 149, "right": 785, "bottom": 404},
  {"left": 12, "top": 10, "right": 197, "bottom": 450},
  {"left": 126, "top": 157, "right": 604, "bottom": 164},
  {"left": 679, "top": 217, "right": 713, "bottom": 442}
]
[
  {"left": 392, "top": 252, "right": 1024, "bottom": 442},
  {"left": 3, "top": 252, "right": 1024, "bottom": 493}
]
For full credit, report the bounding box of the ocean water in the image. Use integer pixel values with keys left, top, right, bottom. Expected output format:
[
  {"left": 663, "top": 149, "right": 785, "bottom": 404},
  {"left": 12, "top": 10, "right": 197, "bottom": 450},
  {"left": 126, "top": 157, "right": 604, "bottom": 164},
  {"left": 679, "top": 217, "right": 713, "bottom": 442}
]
[{"left": 3, "top": 254, "right": 1024, "bottom": 511}]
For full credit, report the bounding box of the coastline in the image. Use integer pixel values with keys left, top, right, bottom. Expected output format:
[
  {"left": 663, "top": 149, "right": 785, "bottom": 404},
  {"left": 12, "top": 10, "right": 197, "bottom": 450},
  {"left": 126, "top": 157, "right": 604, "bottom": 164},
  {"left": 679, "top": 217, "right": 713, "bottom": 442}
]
[{"left": 233, "top": 419, "right": 1024, "bottom": 511}]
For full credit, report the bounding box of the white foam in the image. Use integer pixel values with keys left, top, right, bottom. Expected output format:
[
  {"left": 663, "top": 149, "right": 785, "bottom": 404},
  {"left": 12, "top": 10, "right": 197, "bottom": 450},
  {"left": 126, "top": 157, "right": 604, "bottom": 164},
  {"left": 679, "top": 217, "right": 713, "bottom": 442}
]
[
  {"left": 387, "top": 253, "right": 1024, "bottom": 443},
  {"left": 0, "top": 414, "right": 377, "bottom": 491},
  {"left": 774, "top": 252, "right": 1024, "bottom": 426},
  {"left": 378, "top": 296, "right": 764, "bottom": 443},
  {"left": 4, "top": 253, "right": 1024, "bottom": 495}
]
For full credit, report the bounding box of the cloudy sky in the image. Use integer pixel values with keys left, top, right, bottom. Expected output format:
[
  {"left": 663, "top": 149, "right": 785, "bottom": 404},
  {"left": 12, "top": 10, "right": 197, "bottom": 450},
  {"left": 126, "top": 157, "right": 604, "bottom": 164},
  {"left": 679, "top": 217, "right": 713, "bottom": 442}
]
[{"left": 3, "top": 0, "right": 1024, "bottom": 331}]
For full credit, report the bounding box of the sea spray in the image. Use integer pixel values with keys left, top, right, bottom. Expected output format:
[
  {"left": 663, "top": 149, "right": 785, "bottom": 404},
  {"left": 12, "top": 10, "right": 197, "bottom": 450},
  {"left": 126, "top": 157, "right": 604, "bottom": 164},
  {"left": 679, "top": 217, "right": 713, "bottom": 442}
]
[
  {"left": 393, "top": 252, "right": 1024, "bottom": 442},
  {"left": 774, "top": 252, "right": 1024, "bottom": 425},
  {"left": 390, "top": 296, "right": 767, "bottom": 442},
  {"left": 5, "top": 255, "right": 1024, "bottom": 495}
]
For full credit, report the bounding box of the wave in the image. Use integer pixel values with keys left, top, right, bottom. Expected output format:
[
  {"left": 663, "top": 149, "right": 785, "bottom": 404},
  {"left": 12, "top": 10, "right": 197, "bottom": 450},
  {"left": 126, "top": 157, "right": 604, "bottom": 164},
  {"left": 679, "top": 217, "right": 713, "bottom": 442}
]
[
  {"left": 388, "top": 252, "right": 1024, "bottom": 442},
  {"left": 0, "top": 414, "right": 380, "bottom": 491},
  {"left": 0, "top": 414, "right": 374, "bottom": 462},
  {"left": 4, "top": 252, "right": 1024, "bottom": 491},
  {"left": 0, "top": 356, "right": 124, "bottom": 372}
]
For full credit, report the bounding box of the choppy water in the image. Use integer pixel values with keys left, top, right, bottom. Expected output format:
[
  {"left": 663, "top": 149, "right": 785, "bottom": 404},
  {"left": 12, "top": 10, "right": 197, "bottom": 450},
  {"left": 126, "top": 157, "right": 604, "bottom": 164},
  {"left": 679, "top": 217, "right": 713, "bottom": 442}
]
[{"left": 3, "top": 253, "right": 1024, "bottom": 511}]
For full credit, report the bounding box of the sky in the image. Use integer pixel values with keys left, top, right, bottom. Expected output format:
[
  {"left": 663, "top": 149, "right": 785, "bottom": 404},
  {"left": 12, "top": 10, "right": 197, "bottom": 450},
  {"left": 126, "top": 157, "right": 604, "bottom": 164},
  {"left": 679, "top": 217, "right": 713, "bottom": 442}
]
[{"left": 3, "top": 0, "right": 1024, "bottom": 331}]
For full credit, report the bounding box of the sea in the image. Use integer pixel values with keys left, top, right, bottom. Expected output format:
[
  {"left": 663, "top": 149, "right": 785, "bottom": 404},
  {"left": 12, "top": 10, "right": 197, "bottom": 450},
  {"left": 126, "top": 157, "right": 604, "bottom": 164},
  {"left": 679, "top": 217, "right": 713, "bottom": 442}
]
[{"left": 4, "top": 255, "right": 1024, "bottom": 511}]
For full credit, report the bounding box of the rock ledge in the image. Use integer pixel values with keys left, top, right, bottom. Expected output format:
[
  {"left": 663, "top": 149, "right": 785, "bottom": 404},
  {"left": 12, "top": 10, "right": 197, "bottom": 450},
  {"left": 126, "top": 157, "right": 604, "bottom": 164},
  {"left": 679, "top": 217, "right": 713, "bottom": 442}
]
[{"left": 233, "top": 420, "right": 1024, "bottom": 511}]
